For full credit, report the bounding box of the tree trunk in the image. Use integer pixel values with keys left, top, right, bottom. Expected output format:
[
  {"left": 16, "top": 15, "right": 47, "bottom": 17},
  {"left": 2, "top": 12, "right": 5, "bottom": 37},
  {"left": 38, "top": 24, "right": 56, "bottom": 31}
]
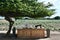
[
  {"left": 5, "top": 16, "right": 15, "bottom": 35},
  {"left": 6, "top": 21, "right": 14, "bottom": 35}
]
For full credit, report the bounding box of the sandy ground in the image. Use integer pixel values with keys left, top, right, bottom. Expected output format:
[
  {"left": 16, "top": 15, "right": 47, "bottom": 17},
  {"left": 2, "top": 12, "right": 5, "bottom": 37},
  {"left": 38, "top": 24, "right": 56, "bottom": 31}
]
[{"left": 0, "top": 31, "right": 60, "bottom": 40}]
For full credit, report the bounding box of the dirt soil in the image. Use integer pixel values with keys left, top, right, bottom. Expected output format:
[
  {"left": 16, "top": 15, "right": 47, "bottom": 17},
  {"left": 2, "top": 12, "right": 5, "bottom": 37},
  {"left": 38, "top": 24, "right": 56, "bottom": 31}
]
[{"left": 0, "top": 31, "right": 60, "bottom": 40}]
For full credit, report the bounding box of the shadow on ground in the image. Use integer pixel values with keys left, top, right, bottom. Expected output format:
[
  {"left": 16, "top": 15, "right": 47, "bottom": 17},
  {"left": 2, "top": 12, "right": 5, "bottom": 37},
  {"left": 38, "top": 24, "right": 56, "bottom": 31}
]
[{"left": 0, "top": 33, "right": 47, "bottom": 40}]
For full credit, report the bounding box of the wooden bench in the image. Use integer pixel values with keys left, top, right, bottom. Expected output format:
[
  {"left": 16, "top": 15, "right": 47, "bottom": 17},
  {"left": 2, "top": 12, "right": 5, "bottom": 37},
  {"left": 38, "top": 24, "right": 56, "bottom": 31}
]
[{"left": 17, "top": 29, "right": 46, "bottom": 38}]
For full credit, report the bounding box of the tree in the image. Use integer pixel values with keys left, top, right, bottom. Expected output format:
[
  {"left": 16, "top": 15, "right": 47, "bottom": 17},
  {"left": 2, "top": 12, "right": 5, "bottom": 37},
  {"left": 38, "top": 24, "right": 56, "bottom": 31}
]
[
  {"left": 0, "top": 0, "right": 55, "bottom": 35},
  {"left": 54, "top": 16, "right": 60, "bottom": 19}
]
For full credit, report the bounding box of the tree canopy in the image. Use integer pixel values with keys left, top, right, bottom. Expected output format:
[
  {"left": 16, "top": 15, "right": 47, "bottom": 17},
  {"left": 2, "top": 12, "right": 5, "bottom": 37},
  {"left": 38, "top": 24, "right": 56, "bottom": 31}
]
[
  {"left": 54, "top": 16, "right": 60, "bottom": 19},
  {"left": 0, "top": 0, "right": 55, "bottom": 18}
]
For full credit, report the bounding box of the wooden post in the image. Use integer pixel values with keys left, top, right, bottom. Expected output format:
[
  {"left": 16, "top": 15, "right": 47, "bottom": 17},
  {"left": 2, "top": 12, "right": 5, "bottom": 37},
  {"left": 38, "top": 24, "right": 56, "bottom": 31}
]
[
  {"left": 12, "top": 27, "right": 17, "bottom": 37},
  {"left": 46, "top": 29, "right": 50, "bottom": 37}
]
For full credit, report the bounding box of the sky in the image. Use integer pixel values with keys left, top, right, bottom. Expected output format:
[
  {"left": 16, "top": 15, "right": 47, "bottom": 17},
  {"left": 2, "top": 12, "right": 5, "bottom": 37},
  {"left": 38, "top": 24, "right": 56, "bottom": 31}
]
[{"left": 38, "top": 0, "right": 60, "bottom": 18}]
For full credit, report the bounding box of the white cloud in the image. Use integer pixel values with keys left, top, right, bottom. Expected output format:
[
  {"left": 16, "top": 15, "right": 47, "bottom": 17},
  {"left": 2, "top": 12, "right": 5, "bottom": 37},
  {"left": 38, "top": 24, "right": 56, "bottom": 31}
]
[{"left": 38, "top": 0, "right": 57, "bottom": 4}]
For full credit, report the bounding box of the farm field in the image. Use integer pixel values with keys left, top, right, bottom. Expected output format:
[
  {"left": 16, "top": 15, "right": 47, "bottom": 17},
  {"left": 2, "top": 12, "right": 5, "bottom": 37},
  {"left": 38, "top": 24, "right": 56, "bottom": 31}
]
[{"left": 0, "top": 20, "right": 60, "bottom": 31}]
